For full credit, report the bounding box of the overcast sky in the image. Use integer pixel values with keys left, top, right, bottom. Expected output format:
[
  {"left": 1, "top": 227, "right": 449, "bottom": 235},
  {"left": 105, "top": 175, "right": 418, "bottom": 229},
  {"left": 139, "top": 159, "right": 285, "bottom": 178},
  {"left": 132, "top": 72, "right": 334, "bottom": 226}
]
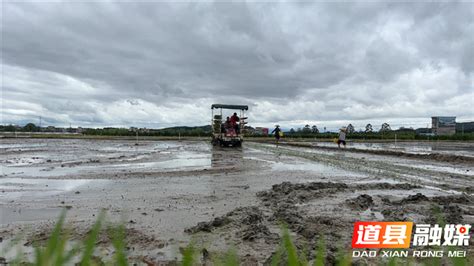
[{"left": 2, "top": 1, "right": 473, "bottom": 131}]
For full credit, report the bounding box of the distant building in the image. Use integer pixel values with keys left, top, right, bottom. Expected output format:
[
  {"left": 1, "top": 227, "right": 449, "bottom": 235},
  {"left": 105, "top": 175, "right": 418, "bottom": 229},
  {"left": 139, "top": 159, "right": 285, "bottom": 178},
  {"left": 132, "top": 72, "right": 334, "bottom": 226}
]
[
  {"left": 456, "top": 122, "right": 474, "bottom": 134},
  {"left": 415, "top": 128, "right": 434, "bottom": 136},
  {"left": 245, "top": 126, "right": 268, "bottom": 136},
  {"left": 432, "top": 116, "right": 456, "bottom": 135},
  {"left": 255, "top": 127, "right": 269, "bottom": 136}
]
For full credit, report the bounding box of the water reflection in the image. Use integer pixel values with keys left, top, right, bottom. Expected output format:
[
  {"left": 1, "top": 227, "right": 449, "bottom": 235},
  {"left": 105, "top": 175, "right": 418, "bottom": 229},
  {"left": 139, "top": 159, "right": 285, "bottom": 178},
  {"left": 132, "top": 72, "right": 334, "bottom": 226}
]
[
  {"left": 211, "top": 146, "right": 244, "bottom": 168},
  {"left": 314, "top": 141, "right": 474, "bottom": 157},
  {"left": 0, "top": 178, "right": 108, "bottom": 199}
]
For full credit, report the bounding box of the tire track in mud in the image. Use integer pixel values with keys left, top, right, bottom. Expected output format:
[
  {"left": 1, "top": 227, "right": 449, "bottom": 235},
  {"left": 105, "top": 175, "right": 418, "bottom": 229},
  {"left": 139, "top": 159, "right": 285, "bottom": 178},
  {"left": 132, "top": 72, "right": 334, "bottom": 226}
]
[
  {"left": 247, "top": 142, "right": 473, "bottom": 193},
  {"left": 279, "top": 142, "right": 474, "bottom": 164}
]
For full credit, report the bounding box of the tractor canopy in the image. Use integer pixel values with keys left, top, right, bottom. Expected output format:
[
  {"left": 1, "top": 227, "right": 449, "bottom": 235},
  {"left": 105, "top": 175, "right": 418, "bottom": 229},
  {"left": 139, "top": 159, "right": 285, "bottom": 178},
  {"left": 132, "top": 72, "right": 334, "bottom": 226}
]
[{"left": 211, "top": 104, "right": 248, "bottom": 110}]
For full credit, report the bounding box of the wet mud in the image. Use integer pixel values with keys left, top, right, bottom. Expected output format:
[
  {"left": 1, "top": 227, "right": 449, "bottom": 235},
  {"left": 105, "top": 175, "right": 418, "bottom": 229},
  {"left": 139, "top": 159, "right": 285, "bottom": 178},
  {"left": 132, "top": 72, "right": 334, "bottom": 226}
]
[
  {"left": 186, "top": 181, "right": 474, "bottom": 264},
  {"left": 1, "top": 138, "right": 473, "bottom": 264},
  {"left": 282, "top": 142, "right": 474, "bottom": 164}
]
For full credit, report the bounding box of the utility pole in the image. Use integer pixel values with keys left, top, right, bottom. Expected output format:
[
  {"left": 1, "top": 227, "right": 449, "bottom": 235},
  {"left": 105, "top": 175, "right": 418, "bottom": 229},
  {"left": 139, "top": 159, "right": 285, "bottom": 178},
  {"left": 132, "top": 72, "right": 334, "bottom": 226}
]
[{"left": 428, "top": 123, "right": 431, "bottom": 141}]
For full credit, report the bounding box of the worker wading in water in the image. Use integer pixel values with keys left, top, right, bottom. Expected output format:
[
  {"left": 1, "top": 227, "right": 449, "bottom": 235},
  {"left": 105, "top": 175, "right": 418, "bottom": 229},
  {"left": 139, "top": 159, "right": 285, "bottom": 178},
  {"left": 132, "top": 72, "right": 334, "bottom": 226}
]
[
  {"left": 272, "top": 125, "right": 282, "bottom": 146},
  {"left": 338, "top": 127, "right": 347, "bottom": 148}
]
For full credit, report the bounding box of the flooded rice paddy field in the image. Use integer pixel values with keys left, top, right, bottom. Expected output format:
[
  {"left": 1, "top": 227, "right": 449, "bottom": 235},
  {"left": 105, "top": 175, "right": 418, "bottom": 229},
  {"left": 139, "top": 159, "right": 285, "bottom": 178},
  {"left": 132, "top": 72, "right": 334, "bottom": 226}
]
[
  {"left": 310, "top": 141, "right": 474, "bottom": 157},
  {"left": 0, "top": 138, "right": 473, "bottom": 264}
]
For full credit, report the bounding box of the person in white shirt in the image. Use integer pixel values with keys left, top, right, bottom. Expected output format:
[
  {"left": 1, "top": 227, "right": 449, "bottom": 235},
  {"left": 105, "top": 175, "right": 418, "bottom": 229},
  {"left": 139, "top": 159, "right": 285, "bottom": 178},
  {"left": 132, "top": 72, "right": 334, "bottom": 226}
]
[{"left": 338, "top": 127, "right": 347, "bottom": 148}]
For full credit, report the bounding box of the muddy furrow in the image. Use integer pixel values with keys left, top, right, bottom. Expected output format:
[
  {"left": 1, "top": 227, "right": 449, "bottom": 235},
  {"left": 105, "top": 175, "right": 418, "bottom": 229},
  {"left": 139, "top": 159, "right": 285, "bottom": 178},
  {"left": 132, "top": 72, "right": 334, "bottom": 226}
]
[
  {"left": 279, "top": 142, "right": 474, "bottom": 164},
  {"left": 249, "top": 143, "right": 473, "bottom": 193},
  {"left": 185, "top": 181, "right": 474, "bottom": 264}
]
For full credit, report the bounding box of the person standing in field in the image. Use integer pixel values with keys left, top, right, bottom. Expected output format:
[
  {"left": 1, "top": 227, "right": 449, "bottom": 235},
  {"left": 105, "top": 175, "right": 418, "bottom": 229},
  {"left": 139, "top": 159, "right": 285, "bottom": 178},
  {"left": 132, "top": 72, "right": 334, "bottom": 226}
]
[
  {"left": 338, "top": 127, "right": 347, "bottom": 148},
  {"left": 272, "top": 125, "right": 282, "bottom": 145},
  {"left": 230, "top": 112, "right": 240, "bottom": 133}
]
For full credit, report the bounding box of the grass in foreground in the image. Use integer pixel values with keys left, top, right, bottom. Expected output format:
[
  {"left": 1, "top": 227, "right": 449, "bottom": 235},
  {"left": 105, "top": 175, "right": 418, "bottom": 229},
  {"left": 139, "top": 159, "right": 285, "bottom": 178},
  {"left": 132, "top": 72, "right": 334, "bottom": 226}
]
[{"left": 1, "top": 210, "right": 471, "bottom": 265}]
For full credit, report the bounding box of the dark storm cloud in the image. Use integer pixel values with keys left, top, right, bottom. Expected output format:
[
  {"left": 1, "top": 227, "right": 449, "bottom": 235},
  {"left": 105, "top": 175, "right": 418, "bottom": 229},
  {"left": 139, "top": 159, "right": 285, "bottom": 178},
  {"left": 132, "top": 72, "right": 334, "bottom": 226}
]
[{"left": 2, "top": 1, "right": 473, "bottom": 129}]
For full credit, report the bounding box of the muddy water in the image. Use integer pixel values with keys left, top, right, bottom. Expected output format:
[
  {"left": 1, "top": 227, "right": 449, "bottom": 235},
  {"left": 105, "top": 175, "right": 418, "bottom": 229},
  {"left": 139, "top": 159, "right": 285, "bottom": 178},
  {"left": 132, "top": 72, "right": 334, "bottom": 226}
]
[
  {"left": 0, "top": 138, "right": 473, "bottom": 263},
  {"left": 312, "top": 141, "right": 474, "bottom": 157},
  {"left": 266, "top": 142, "right": 473, "bottom": 192}
]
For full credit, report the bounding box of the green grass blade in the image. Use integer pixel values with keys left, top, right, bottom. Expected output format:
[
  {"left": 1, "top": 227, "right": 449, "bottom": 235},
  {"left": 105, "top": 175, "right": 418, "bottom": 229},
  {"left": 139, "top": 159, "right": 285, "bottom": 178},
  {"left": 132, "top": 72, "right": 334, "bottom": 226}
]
[
  {"left": 34, "top": 246, "right": 44, "bottom": 265},
  {"left": 299, "top": 242, "right": 308, "bottom": 266},
  {"left": 110, "top": 224, "right": 128, "bottom": 266},
  {"left": 448, "top": 246, "right": 466, "bottom": 266},
  {"left": 52, "top": 229, "right": 69, "bottom": 266},
  {"left": 387, "top": 253, "right": 397, "bottom": 266},
  {"left": 271, "top": 242, "right": 284, "bottom": 266},
  {"left": 282, "top": 225, "right": 299, "bottom": 266},
  {"left": 44, "top": 209, "right": 67, "bottom": 262},
  {"left": 335, "top": 245, "right": 350, "bottom": 266},
  {"left": 181, "top": 242, "right": 195, "bottom": 266},
  {"left": 223, "top": 247, "right": 239, "bottom": 266},
  {"left": 313, "top": 236, "right": 325, "bottom": 266},
  {"left": 80, "top": 211, "right": 104, "bottom": 265}
]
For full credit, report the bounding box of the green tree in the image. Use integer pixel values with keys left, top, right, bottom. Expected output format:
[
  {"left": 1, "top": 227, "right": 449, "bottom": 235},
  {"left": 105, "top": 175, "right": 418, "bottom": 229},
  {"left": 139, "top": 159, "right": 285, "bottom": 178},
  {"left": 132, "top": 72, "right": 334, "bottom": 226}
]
[
  {"left": 365, "top": 123, "right": 373, "bottom": 133},
  {"left": 346, "top": 124, "right": 355, "bottom": 134},
  {"left": 380, "top": 123, "right": 391, "bottom": 132},
  {"left": 23, "top": 123, "right": 39, "bottom": 132},
  {"left": 3, "top": 124, "right": 17, "bottom": 132},
  {"left": 302, "top": 124, "right": 311, "bottom": 133}
]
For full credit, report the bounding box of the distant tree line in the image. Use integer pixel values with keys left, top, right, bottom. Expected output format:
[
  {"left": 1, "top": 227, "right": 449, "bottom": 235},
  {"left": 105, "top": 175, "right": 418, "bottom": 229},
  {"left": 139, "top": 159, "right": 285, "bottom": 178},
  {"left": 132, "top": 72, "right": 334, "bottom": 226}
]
[
  {"left": 1, "top": 123, "right": 41, "bottom": 132},
  {"left": 83, "top": 126, "right": 212, "bottom": 137},
  {"left": 282, "top": 123, "right": 474, "bottom": 141},
  {"left": 2, "top": 122, "right": 474, "bottom": 140},
  {"left": 0, "top": 123, "right": 213, "bottom": 137}
]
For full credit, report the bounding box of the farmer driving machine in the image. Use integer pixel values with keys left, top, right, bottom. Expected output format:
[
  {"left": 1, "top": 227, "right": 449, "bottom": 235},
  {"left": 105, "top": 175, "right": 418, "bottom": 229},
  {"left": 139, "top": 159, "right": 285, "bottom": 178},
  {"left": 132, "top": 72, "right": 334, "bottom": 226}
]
[{"left": 211, "top": 104, "right": 248, "bottom": 147}]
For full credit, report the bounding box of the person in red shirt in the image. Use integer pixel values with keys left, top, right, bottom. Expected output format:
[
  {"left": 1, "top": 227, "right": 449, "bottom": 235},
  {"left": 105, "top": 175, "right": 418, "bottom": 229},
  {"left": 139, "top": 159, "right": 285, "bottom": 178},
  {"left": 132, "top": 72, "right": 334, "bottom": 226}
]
[{"left": 230, "top": 112, "right": 240, "bottom": 133}]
